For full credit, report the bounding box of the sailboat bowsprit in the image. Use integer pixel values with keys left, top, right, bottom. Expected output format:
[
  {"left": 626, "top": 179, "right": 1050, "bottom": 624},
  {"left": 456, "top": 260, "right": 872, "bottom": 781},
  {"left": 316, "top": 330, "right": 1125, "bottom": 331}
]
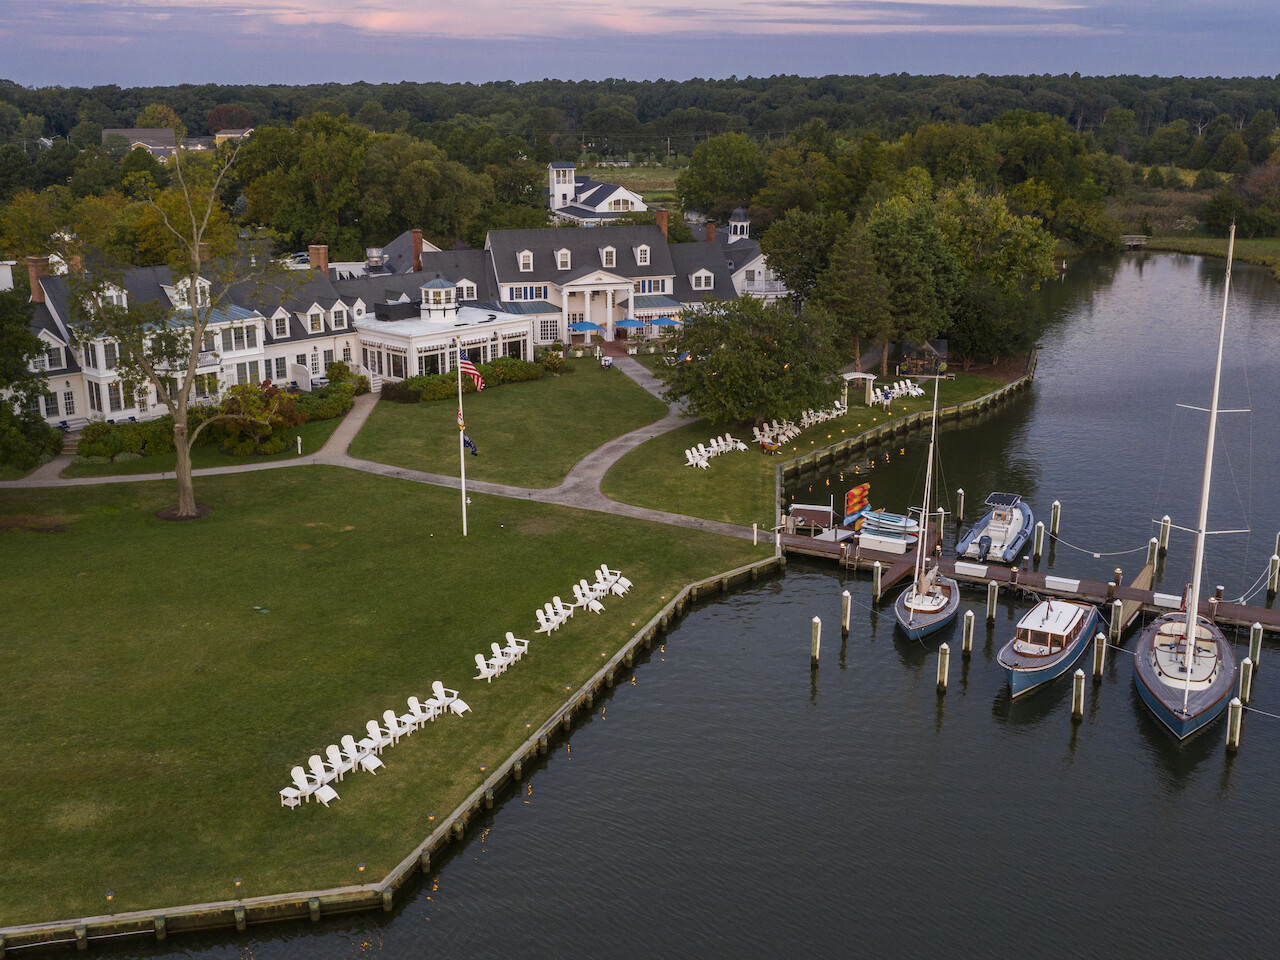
[{"left": 1132, "top": 224, "right": 1241, "bottom": 740}]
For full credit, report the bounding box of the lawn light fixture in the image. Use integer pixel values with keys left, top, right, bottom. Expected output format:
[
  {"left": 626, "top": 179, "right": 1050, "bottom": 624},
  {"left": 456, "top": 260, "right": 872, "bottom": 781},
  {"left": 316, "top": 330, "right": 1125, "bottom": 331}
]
[{"left": 358, "top": 863, "right": 366, "bottom": 873}]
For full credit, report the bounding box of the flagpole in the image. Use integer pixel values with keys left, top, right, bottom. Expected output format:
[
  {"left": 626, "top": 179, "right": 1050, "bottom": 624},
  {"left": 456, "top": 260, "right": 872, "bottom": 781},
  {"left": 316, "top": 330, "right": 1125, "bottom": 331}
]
[{"left": 456, "top": 337, "right": 467, "bottom": 537}]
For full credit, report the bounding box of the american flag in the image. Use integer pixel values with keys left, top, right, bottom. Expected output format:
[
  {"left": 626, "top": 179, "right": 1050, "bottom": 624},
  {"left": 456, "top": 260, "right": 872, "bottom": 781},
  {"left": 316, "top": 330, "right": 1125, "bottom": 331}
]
[{"left": 458, "top": 356, "right": 485, "bottom": 391}]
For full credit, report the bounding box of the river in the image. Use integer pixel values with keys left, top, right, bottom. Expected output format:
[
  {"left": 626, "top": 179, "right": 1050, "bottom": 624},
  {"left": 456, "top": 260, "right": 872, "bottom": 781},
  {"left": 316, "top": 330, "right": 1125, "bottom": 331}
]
[{"left": 113, "top": 253, "right": 1280, "bottom": 958}]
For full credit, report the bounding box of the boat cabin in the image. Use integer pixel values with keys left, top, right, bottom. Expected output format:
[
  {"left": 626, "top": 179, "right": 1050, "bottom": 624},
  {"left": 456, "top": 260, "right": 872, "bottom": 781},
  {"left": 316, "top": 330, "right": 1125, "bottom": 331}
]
[{"left": 1012, "top": 602, "right": 1085, "bottom": 656}]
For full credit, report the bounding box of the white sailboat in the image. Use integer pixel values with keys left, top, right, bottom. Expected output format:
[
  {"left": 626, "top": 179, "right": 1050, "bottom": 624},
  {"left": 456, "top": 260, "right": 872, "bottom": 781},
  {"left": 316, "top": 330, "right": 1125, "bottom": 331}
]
[
  {"left": 893, "top": 375, "right": 959, "bottom": 640},
  {"left": 1132, "top": 225, "right": 1240, "bottom": 739}
]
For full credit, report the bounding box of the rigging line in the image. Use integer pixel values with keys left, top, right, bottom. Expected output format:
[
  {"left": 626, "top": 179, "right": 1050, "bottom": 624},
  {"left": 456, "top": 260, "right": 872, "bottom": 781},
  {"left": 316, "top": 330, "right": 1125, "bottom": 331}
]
[
  {"left": 1241, "top": 705, "right": 1280, "bottom": 722},
  {"left": 1046, "top": 533, "right": 1149, "bottom": 558},
  {"left": 1228, "top": 567, "right": 1271, "bottom": 605}
]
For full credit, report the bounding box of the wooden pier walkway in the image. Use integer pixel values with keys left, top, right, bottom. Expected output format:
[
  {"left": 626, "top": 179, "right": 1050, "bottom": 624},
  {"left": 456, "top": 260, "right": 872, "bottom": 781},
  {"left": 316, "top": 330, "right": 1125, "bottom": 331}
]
[{"left": 780, "top": 531, "right": 1280, "bottom": 633}]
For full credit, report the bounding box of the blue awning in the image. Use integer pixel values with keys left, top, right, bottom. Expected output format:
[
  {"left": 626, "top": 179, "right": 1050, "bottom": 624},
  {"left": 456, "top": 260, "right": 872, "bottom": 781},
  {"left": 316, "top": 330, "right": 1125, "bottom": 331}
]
[{"left": 568, "top": 321, "right": 605, "bottom": 332}]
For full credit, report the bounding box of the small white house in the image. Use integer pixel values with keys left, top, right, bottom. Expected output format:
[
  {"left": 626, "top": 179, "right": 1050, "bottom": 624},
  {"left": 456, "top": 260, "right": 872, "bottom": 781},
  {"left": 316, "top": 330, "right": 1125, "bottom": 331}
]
[{"left": 548, "top": 163, "right": 647, "bottom": 225}]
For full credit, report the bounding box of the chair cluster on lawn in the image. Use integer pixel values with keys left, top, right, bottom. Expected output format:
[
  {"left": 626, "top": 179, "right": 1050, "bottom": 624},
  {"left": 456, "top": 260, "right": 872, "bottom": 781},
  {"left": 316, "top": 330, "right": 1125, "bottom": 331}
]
[
  {"left": 798, "top": 401, "right": 849, "bottom": 428},
  {"left": 279, "top": 681, "right": 471, "bottom": 809},
  {"left": 474, "top": 631, "right": 532, "bottom": 681},
  {"left": 752, "top": 420, "right": 801, "bottom": 447},
  {"left": 535, "top": 565, "right": 632, "bottom": 635},
  {"left": 878, "top": 379, "right": 925, "bottom": 404},
  {"left": 684, "top": 434, "right": 748, "bottom": 469}
]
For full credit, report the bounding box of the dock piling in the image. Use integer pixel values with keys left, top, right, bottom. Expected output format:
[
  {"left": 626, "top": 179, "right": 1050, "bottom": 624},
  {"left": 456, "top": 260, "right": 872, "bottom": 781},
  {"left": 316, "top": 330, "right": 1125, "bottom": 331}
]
[
  {"left": 1050, "top": 500, "right": 1061, "bottom": 537},
  {"left": 986, "top": 580, "right": 998, "bottom": 622},
  {"left": 1110, "top": 599, "right": 1123, "bottom": 641},
  {"left": 811, "top": 616, "right": 821, "bottom": 668},
  {"left": 1072, "top": 668, "right": 1085, "bottom": 720},
  {"left": 1241, "top": 657, "right": 1254, "bottom": 704},
  {"left": 937, "top": 506, "right": 946, "bottom": 544},
  {"left": 1093, "top": 632, "right": 1106, "bottom": 678},
  {"left": 753, "top": 522, "right": 757, "bottom": 546},
  {"left": 1147, "top": 537, "right": 1158, "bottom": 567},
  {"left": 840, "top": 590, "right": 851, "bottom": 637},
  {"left": 1033, "top": 521, "right": 1045, "bottom": 560},
  {"left": 1226, "top": 697, "right": 1243, "bottom": 752},
  {"left": 962, "top": 610, "right": 974, "bottom": 658},
  {"left": 1268, "top": 554, "right": 1279, "bottom": 597},
  {"left": 957, "top": 488, "right": 965, "bottom": 521},
  {"left": 1159, "top": 515, "right": 1171, "bottom": 554},
  {"left": 873, "top": 561, "right": 883, "bottom": 603},
  {"left": 937, "top": 643, "right": 950, "bottom": 694},
  {"left": 1250, "top": 622, "right": 1263, "bottom": 668}
]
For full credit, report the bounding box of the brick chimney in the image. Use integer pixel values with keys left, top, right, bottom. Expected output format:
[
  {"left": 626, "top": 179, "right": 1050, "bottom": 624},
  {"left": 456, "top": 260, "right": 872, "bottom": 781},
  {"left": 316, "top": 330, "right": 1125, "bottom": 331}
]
[
  {"left": 411, "top": 229, "right": 423, "bottom": 272},
  {"left": 196, "top": 241, "right": 211, "bottom": 264},
  {"left": 705, "top": 220, "right": 716, "bottom": 243},
  {"left": 27, "top": 255, "right": 49, "bottom": 303},
  {"left": 308, "top": 244, "right": 329, "bottom": 274},
  {"left": 655, "top": 209, "right": 669, "bottom": 240}
]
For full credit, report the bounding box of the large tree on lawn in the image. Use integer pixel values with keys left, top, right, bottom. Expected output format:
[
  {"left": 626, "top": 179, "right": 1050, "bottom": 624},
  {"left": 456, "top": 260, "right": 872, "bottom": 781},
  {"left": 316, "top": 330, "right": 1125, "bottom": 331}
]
[
  {"left": 655, "top": 298, "right": 840, "bottom": 426},
  {"left": 64, "top": 144, "right": 285, "bottom": 518}
]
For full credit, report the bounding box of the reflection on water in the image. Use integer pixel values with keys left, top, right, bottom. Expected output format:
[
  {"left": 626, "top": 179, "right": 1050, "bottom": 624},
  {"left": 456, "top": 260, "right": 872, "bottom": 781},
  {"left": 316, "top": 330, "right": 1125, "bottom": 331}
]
[{"left": 106, "top": 255, "right": 1280, "bottom": 959}]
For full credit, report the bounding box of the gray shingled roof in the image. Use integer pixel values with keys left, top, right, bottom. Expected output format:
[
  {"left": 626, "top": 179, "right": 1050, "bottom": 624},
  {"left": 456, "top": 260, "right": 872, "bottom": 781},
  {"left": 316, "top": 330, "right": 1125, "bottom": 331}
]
[
  {"left": 488, "top": 225, "right": 672, "bottom": 285},
  {"left": 669, "top": 243, "right": 737, "bottom": 304}
]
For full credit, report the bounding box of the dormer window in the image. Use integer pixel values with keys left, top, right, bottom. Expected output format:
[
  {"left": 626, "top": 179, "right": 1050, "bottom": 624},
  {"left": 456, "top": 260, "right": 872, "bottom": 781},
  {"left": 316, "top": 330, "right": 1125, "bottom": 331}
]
[
  {"left": 610, "top": 198, "right": 631, "bottom": 211},
  {"left": 635, "top": 245, "right": 650, "bottom": 266},
  {"left": 557, "top": 249, "right": 571, "bottom": 270},
  {"left": 274, "top": 316, "right": 288, "bottom": 337},
  {"left": 519, "top": 250, "right": 533, "bottom": 272},
  {"left": 457, "top": 282, "right": 477, "bottom": 301},
  {"left": 601, "top": 247, "right": 615, "bottom": 268},
  {"left": 332, "top": 308, "right": 347, "bottom": 329},
  {"left": 691, "top": 271, "right": 714, "bottom": 290},
  {"left": 309, "top": 311, "right": 323, "bottom": 333}
]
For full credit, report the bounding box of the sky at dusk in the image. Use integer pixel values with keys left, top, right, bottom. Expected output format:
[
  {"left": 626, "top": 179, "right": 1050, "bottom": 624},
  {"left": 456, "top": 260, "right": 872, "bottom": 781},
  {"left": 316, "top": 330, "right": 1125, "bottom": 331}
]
[{"left": 1, "top": 0, "right": 1277, "bottom": 88}]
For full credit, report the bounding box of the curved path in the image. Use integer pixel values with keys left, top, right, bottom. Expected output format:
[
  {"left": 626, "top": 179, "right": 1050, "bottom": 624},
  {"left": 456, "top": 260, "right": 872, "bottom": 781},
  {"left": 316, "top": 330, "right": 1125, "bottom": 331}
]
[{"left": 1, "top": 355, "right": 758, "bottom": 542}]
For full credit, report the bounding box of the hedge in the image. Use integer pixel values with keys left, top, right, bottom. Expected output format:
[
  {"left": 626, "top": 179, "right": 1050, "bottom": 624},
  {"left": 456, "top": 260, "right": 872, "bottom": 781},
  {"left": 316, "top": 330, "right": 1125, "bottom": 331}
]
[{"left": 379, "top": 356, "right": 544, "bottom": 404}]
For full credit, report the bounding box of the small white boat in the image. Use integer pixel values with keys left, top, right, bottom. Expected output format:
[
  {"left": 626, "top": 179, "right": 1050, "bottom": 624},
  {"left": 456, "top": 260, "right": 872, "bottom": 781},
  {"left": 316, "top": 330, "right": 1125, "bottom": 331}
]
[{"left": 956, "top": 493, "right": 1033, "bottom": 564}]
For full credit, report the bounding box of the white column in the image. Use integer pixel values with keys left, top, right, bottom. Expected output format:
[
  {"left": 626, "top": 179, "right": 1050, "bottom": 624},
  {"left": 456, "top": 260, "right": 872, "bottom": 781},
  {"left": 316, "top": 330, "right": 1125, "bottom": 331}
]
[
  {"left": 560, "top": 293, "right": 569, "bottom": 345},
  {"left": 605, "top": 288, "right": 614, "bottom": 341}
]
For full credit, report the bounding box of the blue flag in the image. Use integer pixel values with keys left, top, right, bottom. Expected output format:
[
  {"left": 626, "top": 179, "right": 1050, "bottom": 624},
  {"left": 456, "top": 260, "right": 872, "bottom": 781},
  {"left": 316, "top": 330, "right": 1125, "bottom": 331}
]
[{"left": 462, "top": 433, "right": 478, "bottom": 456}]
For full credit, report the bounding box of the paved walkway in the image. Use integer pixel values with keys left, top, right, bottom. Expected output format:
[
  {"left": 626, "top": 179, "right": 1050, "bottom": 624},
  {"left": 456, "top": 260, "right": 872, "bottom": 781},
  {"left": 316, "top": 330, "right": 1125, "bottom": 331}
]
[{"left": 0, "top": 367, "right": 758, "bottom": 542}]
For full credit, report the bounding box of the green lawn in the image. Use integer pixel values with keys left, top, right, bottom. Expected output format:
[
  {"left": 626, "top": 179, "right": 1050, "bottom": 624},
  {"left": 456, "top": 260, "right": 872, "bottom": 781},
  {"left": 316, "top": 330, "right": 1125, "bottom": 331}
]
[
  {"left": 0, "top": 463, "right": 36, "bottom": 481},
  {"left": 348, "top": 360, "right": 668, "bottom": 487},
  {"left": 0, "top": 467, "right": 765, "bottom": 925},
  {"left": 602, "top": 374, "right": 1007, "bottom": 528},
  {"left": 60, "top": 417, "right": 344, "bottom": 478},
  {"left": 1144, "top": 235, "right": 1280, "bottom": 280}
]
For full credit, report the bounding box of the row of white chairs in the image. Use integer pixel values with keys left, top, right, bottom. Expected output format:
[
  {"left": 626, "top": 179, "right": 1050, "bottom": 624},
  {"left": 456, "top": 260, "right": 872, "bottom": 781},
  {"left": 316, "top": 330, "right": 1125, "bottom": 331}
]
[
  {"left": 880, "top": 379, "right": 925, "bottom": 403},
  {"left": 799, "top": 401, "right": 848, "bottom": 427},
  {"left": 753, "top": 420, "right": 800, "bottom": 445},
  {"left": 684, "top": 434, "right": 748, "bottom": 468},
  {"left": 475, "top": 632, "right": 531, "bottom": 681},
  {"left": 280, "top": 681, "right": 471, "bottom": 809},
  {"left": 535, "top": 566, "right": 632, "bottom": 635}
]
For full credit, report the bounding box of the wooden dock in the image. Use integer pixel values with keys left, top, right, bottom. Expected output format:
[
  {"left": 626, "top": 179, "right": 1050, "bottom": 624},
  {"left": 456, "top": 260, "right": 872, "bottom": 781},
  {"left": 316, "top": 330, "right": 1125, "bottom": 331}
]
[{"left": 780, "top": 532, "right": 1280, "bottom": 633}]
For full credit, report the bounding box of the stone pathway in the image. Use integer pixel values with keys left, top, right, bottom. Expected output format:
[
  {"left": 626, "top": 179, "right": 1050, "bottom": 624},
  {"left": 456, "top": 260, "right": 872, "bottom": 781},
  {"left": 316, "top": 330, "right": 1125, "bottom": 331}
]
[{"left": 0, "top": 368, "right": 759, "bottom": 543}]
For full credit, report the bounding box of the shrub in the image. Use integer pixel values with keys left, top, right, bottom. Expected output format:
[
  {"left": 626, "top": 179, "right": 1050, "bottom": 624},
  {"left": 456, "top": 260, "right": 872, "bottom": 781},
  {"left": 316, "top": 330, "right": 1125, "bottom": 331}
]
[
  {"left": 538, "top": 349, "right": 566, "bottom": 375},
  {"left": 113, "top": 451, "right": 143, "bottom": 462},
  {"left": 0, "top": 408, "right": 61, "bottom": 469},
  {"left": 326, "top": 360, "right": 353, "bottom": 383},
  {"left": 379, "top": 380, "right": 420, "bottom": 403},
  {"left": 257, "top": 436, "right": 288, "bottom": 455},
  {"left": 352, "top": 375, "right": 371, "bottom": 395},
  {"left": 419, "top": 376, "right": 456, "bottom": 402},
  {"left": 295, "top": 381, "right": 355, "bottom": 421}
]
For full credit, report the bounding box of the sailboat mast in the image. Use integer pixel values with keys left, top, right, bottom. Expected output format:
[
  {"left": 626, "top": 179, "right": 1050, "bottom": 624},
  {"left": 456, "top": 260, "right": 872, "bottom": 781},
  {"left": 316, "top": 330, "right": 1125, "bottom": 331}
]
[
  {"left": 1182, "top": 223, "right": 1235, "bottom": 712},
  {"left": 913, "top": 376, "right": 941, "bottom": 596}
]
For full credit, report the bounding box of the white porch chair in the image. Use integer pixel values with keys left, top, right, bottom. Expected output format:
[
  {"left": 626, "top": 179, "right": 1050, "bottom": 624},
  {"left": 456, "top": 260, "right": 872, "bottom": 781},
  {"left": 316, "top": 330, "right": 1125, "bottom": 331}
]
[
  {"left": 475, "top": 652, "right": 501, "bottom": 682},
  {"left": 382, "top": 709, "right": 413, "bottom": 744},
  {"left": 504, "top": 632, "right": 530, "bottom": 661},
  {"left": 324, "top": 743, "right": 355, "bottom": 782},
  {"left": 432, "top": 680, "right": 470, "bottom": 716},
  {"left": 341, "top": 734, "right": 383, "bottom": 774},
  {"left": 364, "top": 718, "right": 394, "bottom": 754}
]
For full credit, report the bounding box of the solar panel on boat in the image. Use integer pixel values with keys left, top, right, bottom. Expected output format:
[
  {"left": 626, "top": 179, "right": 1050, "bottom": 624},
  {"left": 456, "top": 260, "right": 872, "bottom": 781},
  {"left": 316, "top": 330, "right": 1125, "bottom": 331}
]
[{"left": 984, "top": 492, "right": 1022, "bottom": 507}]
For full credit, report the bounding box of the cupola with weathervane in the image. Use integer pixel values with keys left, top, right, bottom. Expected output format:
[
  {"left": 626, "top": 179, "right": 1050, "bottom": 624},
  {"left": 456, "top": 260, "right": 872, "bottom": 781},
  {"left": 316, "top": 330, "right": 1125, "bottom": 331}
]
[
  {"left": 420, "top": 275, "right": 459, "bottom": 322},
  {"left": 729, "top": 206, "right": 750, "bottom": 242}
]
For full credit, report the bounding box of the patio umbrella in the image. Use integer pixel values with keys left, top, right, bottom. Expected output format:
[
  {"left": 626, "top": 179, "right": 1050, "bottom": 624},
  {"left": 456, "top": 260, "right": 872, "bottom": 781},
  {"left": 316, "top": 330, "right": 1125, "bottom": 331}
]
[
  {"left": 648, "top": 316, "right": 682, "bottom": 327},
  {"left": 568, "top": 321, "right": 606, "bottom": 332},
  {"left": 615, "top": 318, "right": 646, "bottom": 329}
]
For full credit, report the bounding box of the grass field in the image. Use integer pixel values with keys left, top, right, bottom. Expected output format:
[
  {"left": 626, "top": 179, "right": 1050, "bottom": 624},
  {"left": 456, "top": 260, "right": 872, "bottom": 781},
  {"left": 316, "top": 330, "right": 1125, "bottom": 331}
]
[
  {"left": 602, "top": 374, "right": 1006, "bottom": 528},
  {"left": 347, "top": 360, "right": 668, "bottom": 487},
  {"left": 583, "top": 164, "right": 679, "bottom": 205},
  {"left": 60, "top": 417, "right": 344, "bottom": 478},
  {"left": 0, "top": 467, "right": 765, "bottom": 925}
]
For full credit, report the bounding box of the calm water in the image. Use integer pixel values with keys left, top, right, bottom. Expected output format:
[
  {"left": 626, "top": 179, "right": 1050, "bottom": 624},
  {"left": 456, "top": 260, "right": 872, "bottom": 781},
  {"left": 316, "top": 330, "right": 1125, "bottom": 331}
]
[{"left": 115, "top": 255, "right": 1280, "bottom": 958}]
